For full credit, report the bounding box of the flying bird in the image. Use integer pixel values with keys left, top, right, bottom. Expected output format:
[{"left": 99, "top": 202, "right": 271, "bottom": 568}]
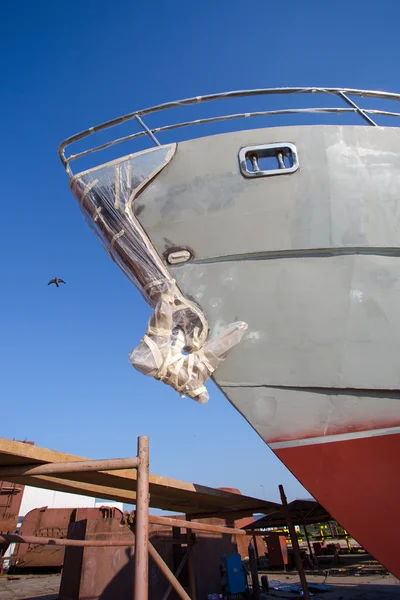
[{"left": 48, "top": 278, "right": 66, "bottom": 288}]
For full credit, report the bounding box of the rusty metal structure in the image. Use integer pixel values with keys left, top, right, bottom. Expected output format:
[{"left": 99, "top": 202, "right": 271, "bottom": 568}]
[
  {"left": 0, "top": 480, "right": 25, "bottom": 574},
  {"left": 0, "top": 480, "right": 24, "bottom": 533},
  {"left": 9, "top": 506, "right": 123, "bottom": 572},
  {"left": 0, "top": 442, "right": 34, "bottom": 574},
  {"left": 0, "top": 436, "right": 280, "bottom": 599}
]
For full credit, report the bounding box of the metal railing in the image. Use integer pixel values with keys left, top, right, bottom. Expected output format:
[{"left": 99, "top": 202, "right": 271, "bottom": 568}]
[{"left": 59, "top": 87, "right": 400, "bottom": 176}]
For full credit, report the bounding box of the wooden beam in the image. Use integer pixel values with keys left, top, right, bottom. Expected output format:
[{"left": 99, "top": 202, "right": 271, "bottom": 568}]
[
  {"left": 0, "top": 438, "right": 277, "bottom": 515},
  {"left": 189, "top": 507, "right": 276, "bottom": 520}
]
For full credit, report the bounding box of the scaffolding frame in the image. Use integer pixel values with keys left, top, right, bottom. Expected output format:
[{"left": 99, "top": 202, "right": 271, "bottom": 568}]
[{"left": 0, "top": 436, "right": 271, "bottom": 600}]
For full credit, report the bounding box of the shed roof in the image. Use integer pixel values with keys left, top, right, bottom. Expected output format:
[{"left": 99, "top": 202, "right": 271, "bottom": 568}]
[{"left": 245, "top": 499, "right": 333, "bottom": 529}]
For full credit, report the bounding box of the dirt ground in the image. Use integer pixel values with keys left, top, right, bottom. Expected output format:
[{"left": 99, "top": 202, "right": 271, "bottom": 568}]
[
  {"left": 0, "top": 574, "right": 60, "bottom": 600},
  {"left": 0, "top": 571, "right": 399, "bottom": 599},
  {"left": 262, "top": 571, "right": 400, "bottom": 600}
]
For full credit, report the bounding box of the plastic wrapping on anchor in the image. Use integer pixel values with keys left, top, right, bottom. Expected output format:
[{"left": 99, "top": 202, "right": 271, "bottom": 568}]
[
  {"left": 70, "top": 145, "right": 178, "bottom": 303},
  {"left": 69, "top": 145, "right": 248, "bottom": 402},
  {"left": 129, "top": 279, "right": 248, "bottom": 404}
]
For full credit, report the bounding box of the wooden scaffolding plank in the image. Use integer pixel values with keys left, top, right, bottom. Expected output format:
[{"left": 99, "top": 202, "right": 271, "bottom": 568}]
[{"left": 0, "top": 438, "right": 279, "bottom": 516}]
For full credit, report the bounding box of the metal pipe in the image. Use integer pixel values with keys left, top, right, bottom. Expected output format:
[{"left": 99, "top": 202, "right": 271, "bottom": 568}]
[
  {"left": 277, "top": 151, "right": 286, "bottom": 169},
  {"left": 64, "top": 107, "right": 356, "bottom": 167},
  {"left": 59, "top": 86, "right": 400, "bottom": 163},
  {"left": 64, "top": 103, "right": 400, "bottom": 171},
  {"left": 0, "top": 534, "right": 134, "bottom": 547},
  {"left": 279, "top": 485, "right": 311, "bottom": 600},
  {"left": 148, "top": 514, "right": 247, "bottom": 536},
  {"left": 0, "top": 457, "right": 139, "bottom": 478},
  {"left": 148, "top": 541, "right": 191, "bottom": 600},
  {"left": 134, "top": 436, "right": 150, "bottom": 600},
  {"left": 161, "top": 551, "right": 188, "bottom": 600},
  {"left": 134, "top": 115, "right": 161, "bottom": 146},
  {"left": 338, "top": 91, "right": 377, "bottom": 126}
]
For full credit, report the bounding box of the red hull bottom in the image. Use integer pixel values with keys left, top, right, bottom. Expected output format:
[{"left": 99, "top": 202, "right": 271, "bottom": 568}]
[{"left": 275, "top": 432, "right": 400, "bottom": 579}]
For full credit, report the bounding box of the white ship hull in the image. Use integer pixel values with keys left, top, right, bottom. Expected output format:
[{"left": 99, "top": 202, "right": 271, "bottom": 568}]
[{"left": 60, "top": 89, "right": 400, "bottom": 578}]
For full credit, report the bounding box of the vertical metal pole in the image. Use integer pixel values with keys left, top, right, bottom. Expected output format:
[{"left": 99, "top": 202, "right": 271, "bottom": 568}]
[
  {"left": 134, "top": 436, "right": 149, "bottom": 600},
  {"left": 186, "top": 516, "right": 197, "bottom": 600},
  {"left": 279, "top": 485, "right": 311, "bottom": 600},
  {"left": 248, "top": 542, "right": 261, "bottom": 600}
]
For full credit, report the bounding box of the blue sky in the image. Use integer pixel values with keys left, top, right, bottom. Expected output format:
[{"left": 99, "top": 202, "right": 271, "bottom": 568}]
[{"left": 1, "top": 0, "right": 399, "bottom": 507}]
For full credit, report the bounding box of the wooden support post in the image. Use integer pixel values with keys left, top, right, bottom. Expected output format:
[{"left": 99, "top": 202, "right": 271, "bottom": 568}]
[
  {"left": 148, "top": 541, "right": 191, "bottom": 600},
  {"left": 253, "top": 534, "right": 260, "bottom": 564},
  {"left": 248, "top": 541, "right": 261, "bottom": 600},
  {"left": 186, "top": 515, "right": 197, "bottom": 600},
  {"left": 134, "top": 436, "right": 149, "bottom": 600},
  {"left": 161, "top": 552, "right": 188, "bottom": 600},
  {"left": 300, "top": 509, "right": 316, "bottom": 567},
  {"left": 279, "top": 485, "right": 311, "bottom": 600}
]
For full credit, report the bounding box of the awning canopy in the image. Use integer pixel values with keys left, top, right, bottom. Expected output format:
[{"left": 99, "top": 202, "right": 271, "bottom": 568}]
[{"left": 245, "top": 499, "right": 333, "bottom": 529}]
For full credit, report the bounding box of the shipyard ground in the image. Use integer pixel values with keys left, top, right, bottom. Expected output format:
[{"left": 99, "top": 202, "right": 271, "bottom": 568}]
[
  {"left": 0, "top": 574, "right": 59, "bottom": 599},
  {"left": 262, "top": 572, "right": 399, "bottom": 599},
  {"left": 0, "top": 572, "right": 399, "bottom": 600}
]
